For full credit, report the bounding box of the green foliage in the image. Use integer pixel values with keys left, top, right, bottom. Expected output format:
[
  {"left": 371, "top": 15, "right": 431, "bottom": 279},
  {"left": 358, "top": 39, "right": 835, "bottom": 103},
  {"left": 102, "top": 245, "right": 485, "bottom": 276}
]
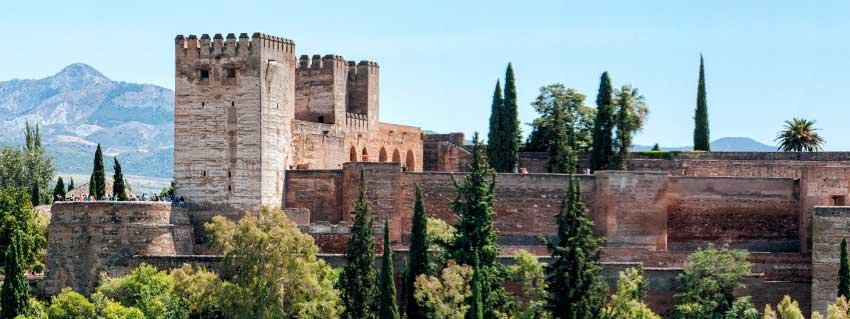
[
  {"left": 469, "top": 255, "right": 484, "bottom": 319},
  {"left": 634, "top": 151, "right": 680, "bottom": 159},
  {"left": 509, "top": 250, "right": 549, "bottom": 319},
  {"left": 775, "top": 118, "right": 825, "bottom": 152},
  {"left": 52, "top": 177, "right": 65, "bottom": 202},
  {"left": 673, "top": 245, "right": 751, "bottom": 319},
  {"left": 651, "top": 143, "right": 660, "bottom": 151},
  {"left": 426, "top": 217, "right": 455, "bottom": 269},
  {"left": 612, "top": 86, "right": 649, "bottom": 170},
  {"left": 206, "top": 206, "right": 341, "bottom": 318},
  {"left": 694, "top": 54, "right": 710, "bottom": 151},
  {"left": 338, "top": 169, "right": 378, "bottom": 319},
  {"left": 724, "top": 296, "right": 760, "bottom": 319},
  {"left": 159, "top": 181, "right": 174, "bottom": 198},
  {"left": 539, "top": 87, "right": 584, "bottom": 174},
  {"left": 92, "top": 144, "right": 106, "bottom": 200},
  {"left": 545, "top": 175, "right": 607, "bottom": 319},
  {"left": 487, "top": 80, "right": 504, "bottom": 170},
  {"left": 449, "top": 133, "right": 513, "bottom": 317},
  {"left": 489, "top": 64, "right": 522, "bottom": 172},
  {"left": 0, "top": 188, "right": 46, "bottom": 274},
  {"left": 112, "top": 158, "right": 127, "bottom": 201},
  {"left": 96, "top": 263, "right": 188, "bottom": 319},
  {"left": 91, "top": 293, "right": 146, "bottom": 319},
  {"left": 775, "top": 296, "right": 804, "bottom": 319},
  {"left": 169, "top": 264, "right": 224, "bottom": 318},
  {"left": 525, "top": 84, "right": 595, "bottom": 154},
  {"left": 1, "top": 226, "right": 31, "bottom": 319},
  {"left": 46, "top": 289, "right": 96, "bottom": 318},
  {"left": 0, "top": 124, "right": 54, "bottom": 202},
  {"left": 840, "top": 239, "right": 850, "bottom": 299},
  {"left": 379, "top": 220, "right": 400, "bottom": 319},
  {"left": 414, "top": 261, "right": 473, "bottom": 319},
  {"left": 601, "top": 267, "right": 660, "bottom": 319},
  {"left": 822, "top": 296, "right": 850, "bottom": 319},
  {"left": 66, "top": 178, "right": 74, "bottom": 192},
  {"left": 405, "top": 186, "right": 430, "bottom": 318},
  {"left": 590, "top": 72, "right": 616, "bottom": 171},
  {"left": 30, "top": 288, "right": 144, "bottom": 319},
  {"left": 29, "top": 184, "right": 39, "bottom": 207}
]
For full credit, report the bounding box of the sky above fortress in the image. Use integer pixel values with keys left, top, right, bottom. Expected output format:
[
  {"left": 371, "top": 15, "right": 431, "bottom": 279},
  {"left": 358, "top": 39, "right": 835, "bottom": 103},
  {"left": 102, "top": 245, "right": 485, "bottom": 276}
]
[{"left": 2, "top": 1, "right": 849, "bottom": 150}]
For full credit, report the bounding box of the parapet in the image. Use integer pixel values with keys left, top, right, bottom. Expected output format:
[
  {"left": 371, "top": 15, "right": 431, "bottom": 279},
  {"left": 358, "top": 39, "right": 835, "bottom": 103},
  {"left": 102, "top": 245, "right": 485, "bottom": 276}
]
[
  {"left": 297, "top": 54, "right": 350, "bottom": 73},
  {"left": 175, "top": 32, "right": 295, "bottom": 60}
]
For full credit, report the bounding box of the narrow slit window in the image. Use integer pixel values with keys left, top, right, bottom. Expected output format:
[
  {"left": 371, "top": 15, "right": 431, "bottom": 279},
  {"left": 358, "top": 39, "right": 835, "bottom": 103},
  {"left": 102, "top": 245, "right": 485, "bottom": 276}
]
[
  {"left": 198, "top": 69, "right": 210, "bottom": 79},
  {"left": 224, "top": 68, "right": 237, "bottom": 78}
]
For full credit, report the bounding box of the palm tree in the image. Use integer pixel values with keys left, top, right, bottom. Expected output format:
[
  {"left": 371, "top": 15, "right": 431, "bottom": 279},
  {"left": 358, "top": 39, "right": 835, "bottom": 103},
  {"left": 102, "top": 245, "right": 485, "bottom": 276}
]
[
  {"left": 775, "top": 118, "right": 824, "bottom": 152},
  {"left": 612, "top": 85, "right": 649, "bottom": 169}
]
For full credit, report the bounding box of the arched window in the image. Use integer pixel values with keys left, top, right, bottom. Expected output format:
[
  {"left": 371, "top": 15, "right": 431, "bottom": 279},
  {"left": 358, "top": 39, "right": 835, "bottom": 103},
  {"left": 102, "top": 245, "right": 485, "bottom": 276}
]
[
  {"left": 392, "top": 149, "right": 401, "bottom": 163},
  {"left": 379, "top": 147, "right": 388, "bottom": 162},
  {"left": 405, "top": 150, "right": 415, "bottom": 172},
  {"left": 361, "top": 148, "right": 369, "bottom": 162},
  {"left": 350, "top": 147, "right": 357, "bottom": 162}
]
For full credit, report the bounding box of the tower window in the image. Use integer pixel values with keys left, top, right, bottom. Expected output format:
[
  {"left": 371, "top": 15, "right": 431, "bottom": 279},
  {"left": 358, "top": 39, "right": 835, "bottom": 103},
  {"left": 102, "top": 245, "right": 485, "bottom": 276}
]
[
  {"left": 231, "top": 101, "right": 235, "bottom": 107},
  {"left": 198, "top": 69, "right": 210, "bottom": 79},
  {"left": 224, "top": 68, "right": 237, "bottom": 78},
  {"left": 202, "top": 170, "right": 207, "bottom": 177},
  {"left": 318, "top": 116, "right": 325, "bottom": 123},
  {"left": 201, "top": 102, "right": 205, "bottom": 107}
]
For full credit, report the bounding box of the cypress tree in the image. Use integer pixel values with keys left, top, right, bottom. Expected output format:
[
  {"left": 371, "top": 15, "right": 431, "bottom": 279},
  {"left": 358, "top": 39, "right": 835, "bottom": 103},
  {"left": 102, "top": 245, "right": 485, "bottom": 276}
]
[
  {"left": 53, "top": 177, "right": 65, "bottom": 201},
  {"left": 340, "top": 169, "right": 378, "bottom": 319},
  {"left": 0, "top": 227, "right": 30, "bottom": 319},
  {"left": 469, "top": 254, "right": 485, "bottom": 319},
  {"left": 88, "top": 173, "right": 95, "bottom": 198},
  {"left": 694, "top": 54, "right": 710, "bottom": 151},
  {"left": 113, "top": 158, "right": 127, "bottom": 201},
  {"left": 67, "top": 177, "right": 74, "bottom": 192},
  {"left": 547, "top": 104, "right": 574, "bottom": 174},
  {"left": 840, "top": 238, "right": 850, "bottom": 298},
  {"left": 405, "top": 185, "right": 429, "bottom": 318},
  {"left": 545, "top": 174, "right": 607, "bottom": 319},
  {"left": 590, "top": 72, "right": 615, "bottom": 171},
  {"left": 497, "top": 63, "right": 521, "bottom": 173},
  {"left": 450, "top": 132, "right": 507, "bottom": 318},
  {"left": 29, "top": 183, "right": 39, "bottom": 206},
  {"left": 92, "top": 144, "right": 105, "bottom": 200},
  {"left": 487, "top": 80, "right": 504, "bottom": 168},
  {"left": 379, "top": 220, "right": 400, "bottom": 319}
]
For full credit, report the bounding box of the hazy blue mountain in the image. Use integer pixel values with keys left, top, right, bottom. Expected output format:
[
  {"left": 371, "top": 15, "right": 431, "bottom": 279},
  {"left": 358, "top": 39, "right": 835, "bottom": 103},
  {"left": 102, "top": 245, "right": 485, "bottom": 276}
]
[
  {"left": 633, "top": 137, "right": 776, "bottom": 152},
  {"left": 0, "top": 63, "right": 174, "bottom": 179}
]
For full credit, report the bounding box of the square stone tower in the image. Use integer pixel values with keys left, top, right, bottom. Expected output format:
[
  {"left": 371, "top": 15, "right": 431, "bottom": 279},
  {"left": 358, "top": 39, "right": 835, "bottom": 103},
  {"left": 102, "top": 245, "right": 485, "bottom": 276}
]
[{"left": 174, "top": 33, "right": 295, "bottom": 210}]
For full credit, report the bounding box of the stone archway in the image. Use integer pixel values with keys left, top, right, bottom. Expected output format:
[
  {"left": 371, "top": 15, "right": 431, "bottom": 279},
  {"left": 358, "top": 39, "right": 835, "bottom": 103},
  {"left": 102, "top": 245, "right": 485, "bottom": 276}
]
[
  {"left": 361, "top": 148, "right": 369, "bottom": 162},
  {"left": 379, "top": 147, "right": 388, "bottom": 162},
  {"left": 392, "top": 149, "right": 401, "bottom": 163},
  {"left": 350, "top": 146, "right": 357, "bottom": 162},
  {"left": 405, "top": 150, "right": 415, "bottom": 172}
]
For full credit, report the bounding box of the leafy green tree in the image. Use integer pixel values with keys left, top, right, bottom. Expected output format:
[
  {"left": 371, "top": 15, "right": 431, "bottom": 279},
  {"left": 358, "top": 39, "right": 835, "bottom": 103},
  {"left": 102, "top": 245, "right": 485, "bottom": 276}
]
[
  {"left": 546, "top": 100, "right": 574, "bottom": 174},
  {"left": 414, "top": 261, "right": 473, "bottom": 319},
  {"left": 206, "top": 207, "right": 341, "bottom": 318},
  {"left": 487, "top": 80, "right": 504, "bottom": 168},
  {"left": 405, "top": 186, "right": 430, "bottom": 318},
  {"left": 67, "top": 178, "right": 74, "bottom": 192},
  {"left": 159, "top": 181, "right": 175, "bottom": 198},
  {"left": 29, "top": 183, "right": 39, "bottom": 206},
  {"left": 1, "top": 226, "right": 30, "bottom": 319},
  {"left": 509, "top": 250, "right": 549, "bottom": 319},
  {"left": 775, "top": 118, "right": 825, "bottom": 152},
  {"left": 490, "top": 64, "right": 521, "bottom": 172},
  {"left": 694, "top": 54, "right": 710, "bottom": 151},
  {"left": 426, "top": 217, "right": 455, "bottom": 272},
  {"left": 775, "top": 296, "right": 804, "bottom": 319},
  {"left": 724, "top": 296, "right": 760, "bottom": 319},
  {"left": 450, "top": 133, "right": 512, "bottom": 318},
  {"left": 379, "top": 220, "right": 400, "bottom": 319},
  {"left": 339, "top": 169, "right": 379, "bottom": 319},
  {"left": 590, "top": 72, "right": 615, "bottom": 171},
  {"left": 0, "top": 124, "right": 53, "bottom": 197},
  {"left": 841, "top": 239, "right": 850, "bottom": 299},
  {"left": 651, "top": 144, "right": 661, "bottom": 152},
  {"left": 821, "top": 296, "right": 850, "bottom": 319},
  {"left": 601, "top": 267, "right": 660, "bottom": 319},
  {"left": 612, "top": 86, "right": 649, "bottom": 170},
  {"left": 673, "top": 245, "right": 751, "bottom": 319},
  {"left": 52, "top": 177, "right": 66, "bottom": 202},
  {"left": 525, "top": 84, "right": 595, "bottom": 153},
  {"left": 90, "top": 292, "right": 147, "bottom": 319},
  {"left": 113, "top": 158, "right": 127, "bottom": 201},
  {"left": 545, "top": 174, "right": 607, "bottom": 319},
  {"left": 96, "top": 263, "right": 188, "bottom": 319},
  {"left": 169, "top": 264, "right": 224, "bottom": 319},
  {"left": 92, "top": 144, "right": 106, "bottom": 200},
  {"left": 0, "top": 188, "right": 45, "bottom": 274},
  {"left": 46, "top": 288, "right": 96, "bottom": 318}
]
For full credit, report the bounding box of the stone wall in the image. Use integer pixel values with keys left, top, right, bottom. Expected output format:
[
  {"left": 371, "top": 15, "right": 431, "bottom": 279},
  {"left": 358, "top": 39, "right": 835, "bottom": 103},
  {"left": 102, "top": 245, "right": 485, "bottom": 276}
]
[
  {"left": 811, "top": 206, "right": 850, "bottom": 313},
  {"left": 45, "top": 202, "right": 194, "bottom": 295}
]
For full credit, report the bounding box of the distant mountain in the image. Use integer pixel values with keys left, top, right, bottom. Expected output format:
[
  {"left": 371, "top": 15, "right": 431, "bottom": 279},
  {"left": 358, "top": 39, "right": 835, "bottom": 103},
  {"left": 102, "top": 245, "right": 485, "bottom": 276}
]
[
  {"left": 0, "top": 63, "right": 174, "bottom": 180},
  {"left": 633, "top": 137, "right": 776, "bottom": 152}
]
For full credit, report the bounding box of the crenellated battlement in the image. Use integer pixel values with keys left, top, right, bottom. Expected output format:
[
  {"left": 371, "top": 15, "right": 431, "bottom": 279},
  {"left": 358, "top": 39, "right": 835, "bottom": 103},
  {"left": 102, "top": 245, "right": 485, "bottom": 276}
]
[
  {"left": 175, "top": 32, "right": 294, "bottom": 60},
  {"left": 297, "top": 54, "right": 351, "bottom": 73}
]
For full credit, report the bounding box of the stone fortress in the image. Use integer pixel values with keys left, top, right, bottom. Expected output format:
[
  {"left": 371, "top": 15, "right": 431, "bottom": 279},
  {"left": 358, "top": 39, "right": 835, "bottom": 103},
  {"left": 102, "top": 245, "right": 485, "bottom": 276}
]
[{"left": 42, "top": 32, "right": 850, "bottom": 315}]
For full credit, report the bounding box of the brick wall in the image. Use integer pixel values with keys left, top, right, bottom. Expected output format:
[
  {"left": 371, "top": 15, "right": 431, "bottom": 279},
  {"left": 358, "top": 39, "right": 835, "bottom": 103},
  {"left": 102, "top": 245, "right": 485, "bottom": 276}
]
[{"left": 811, "top": 206, "right": 850, "bottom": 313}]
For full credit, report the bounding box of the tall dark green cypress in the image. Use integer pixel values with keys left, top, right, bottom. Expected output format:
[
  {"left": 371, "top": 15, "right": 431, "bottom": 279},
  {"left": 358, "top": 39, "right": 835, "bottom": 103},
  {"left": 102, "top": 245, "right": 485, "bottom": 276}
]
[
  {"left": 0, "top": 227, "right": 29, "bottom": 319},
  {"left": 840, "top": 238, "right": 850, "bottom": 298},
  {"left": 497, "top": 63, "right": 521, "bottom": 173},
  {"left": 693, "top": 54, "right": 710, "bottom": 151},
  {"left": 53, "top": 177, "right": 66, "bottom": 201},
  {"left": 379, "top": 220, "right": 400, "bottom": 319},
  {"left": 469, "top": 254, "right": 484, "bottom": 319},
  {"left": 451, "top": 133, "right": 507, "bottom": 318},
  {"left": 113, "top": 158, "right": 127, "bottom": 201},
  {"left": 547, "top": 104, "right": 574, "bottom": 174},
  {"left": 29, "top": 183, "right": 39, "bottom": 206},
  {"left": 590, "top": 72, "right": 615, "bottom": 171},
  {"left": 545, "top": 173, "right": 607, "bottom": 319},
  {"left": 92, "top": 144, "right": 105, "bottom": 200},
  {"left": 67, "top": 177, "right": 74, "bottom": 192},
  {"left": 487, "top": 80, "right": 504, "bottom": 167},
  {"left": 88, "top": 173, "right": 95, "bottom": 198},
  {"left": 340, "top": 169, "right": 378, "bottom": 319},
  {"left": 405, "top": 185, "right": 429, "bottom": 318}
]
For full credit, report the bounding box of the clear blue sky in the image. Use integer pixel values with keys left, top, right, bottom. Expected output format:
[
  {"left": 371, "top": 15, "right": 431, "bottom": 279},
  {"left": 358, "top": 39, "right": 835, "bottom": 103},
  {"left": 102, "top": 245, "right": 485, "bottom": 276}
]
[{"left": 2, "top": 1, "right": 849, "bottom": 149}]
